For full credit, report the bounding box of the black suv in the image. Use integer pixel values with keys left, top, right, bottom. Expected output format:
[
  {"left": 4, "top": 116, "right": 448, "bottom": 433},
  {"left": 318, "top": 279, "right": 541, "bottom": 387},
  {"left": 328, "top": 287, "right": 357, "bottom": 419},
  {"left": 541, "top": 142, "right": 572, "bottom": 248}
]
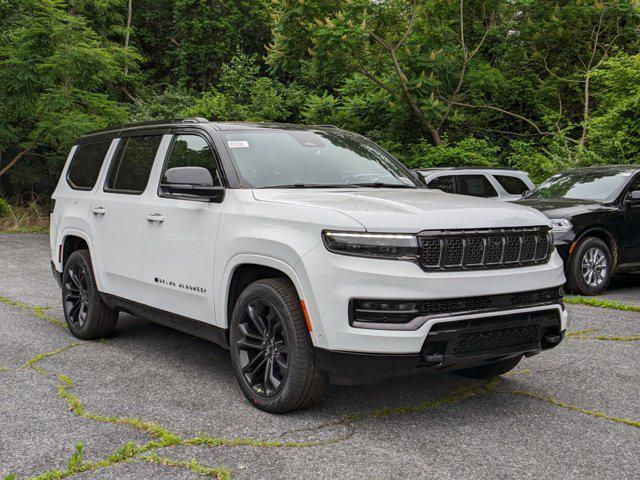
[{"left": 517, "top": 166, "right": 640, "bottom": 295}]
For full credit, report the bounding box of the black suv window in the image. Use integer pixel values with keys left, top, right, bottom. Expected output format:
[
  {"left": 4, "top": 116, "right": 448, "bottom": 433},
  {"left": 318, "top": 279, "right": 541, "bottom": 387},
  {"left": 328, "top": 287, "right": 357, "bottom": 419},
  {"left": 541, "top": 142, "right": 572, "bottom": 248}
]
[
  {"left": 161, "top": 135, "right": 221, "bottom": 190},
  {"left": 427, "top": 175, "right": 456, "bottom": 194},
  {"left": 105, "top": 135, "right": 163, "bottom": 194},
  {"left": 494, "top": 175, "right": 529, "bottom": 195},
  {"left": 458, "top": 175, "right": 498, "bottom": 197},
  {"left": 67, "top": 141, "right": 111, "bottom": 190}
]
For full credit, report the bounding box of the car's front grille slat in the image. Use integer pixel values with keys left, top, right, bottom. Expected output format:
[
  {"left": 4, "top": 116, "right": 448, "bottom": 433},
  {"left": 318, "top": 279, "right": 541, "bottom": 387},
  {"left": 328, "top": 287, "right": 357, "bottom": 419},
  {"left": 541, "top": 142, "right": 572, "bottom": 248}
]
[{"left": 417, "top": 227, "right": 552, "bottom": 271}]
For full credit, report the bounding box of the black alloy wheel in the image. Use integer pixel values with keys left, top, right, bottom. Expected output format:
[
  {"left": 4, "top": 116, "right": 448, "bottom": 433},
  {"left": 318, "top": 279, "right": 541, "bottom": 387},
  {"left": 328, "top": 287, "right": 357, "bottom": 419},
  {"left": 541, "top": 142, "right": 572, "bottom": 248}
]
[
  {"left": 229, "top": 278, "right": 328, "bottom": 413},
  {"left": 62, "top": 250, "right": 118, "bottom": 339},
  {"left": 64, "top": 261, "right": 90, "bottom": 329},
  {"left": 236, "top": 298, "right": 290, "bottom": 397}
]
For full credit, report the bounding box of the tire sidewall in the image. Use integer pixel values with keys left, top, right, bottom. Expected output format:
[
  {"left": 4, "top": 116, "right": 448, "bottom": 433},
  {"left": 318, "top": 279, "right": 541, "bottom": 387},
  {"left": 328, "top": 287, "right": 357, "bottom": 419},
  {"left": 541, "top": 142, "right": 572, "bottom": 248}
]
[
  {"left": 229, "top": 281, "right": 309, "bottom": 412},
  {"left": 62, "top": 250, "right": 98, "bottom": 337},
  {"left": 568, "top": 237, "right": 613, "bottom": 295}
]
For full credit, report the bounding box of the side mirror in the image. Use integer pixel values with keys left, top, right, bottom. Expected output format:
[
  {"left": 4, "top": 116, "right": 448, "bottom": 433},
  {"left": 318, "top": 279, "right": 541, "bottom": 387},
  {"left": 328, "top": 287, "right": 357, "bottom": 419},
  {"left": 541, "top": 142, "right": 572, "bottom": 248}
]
[
  {"left": 625, "top": 190, "right": 640, "bottom": 205},
  {"left": 160, "top": 167, "right": 225, "bottom": 203}
]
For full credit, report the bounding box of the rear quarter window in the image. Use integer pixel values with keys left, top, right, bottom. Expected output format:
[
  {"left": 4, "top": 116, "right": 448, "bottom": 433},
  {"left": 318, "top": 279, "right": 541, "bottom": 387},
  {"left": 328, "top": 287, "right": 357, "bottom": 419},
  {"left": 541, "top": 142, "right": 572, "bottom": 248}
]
[
  {"left": 494, "top": 174, "right": 530, "bottom": 195},
  {"left": 105, "top": 135, "right": 163, "bottom": 194},
  {"left": 66, "top": 141, "right": 112, "bottom": 190}
]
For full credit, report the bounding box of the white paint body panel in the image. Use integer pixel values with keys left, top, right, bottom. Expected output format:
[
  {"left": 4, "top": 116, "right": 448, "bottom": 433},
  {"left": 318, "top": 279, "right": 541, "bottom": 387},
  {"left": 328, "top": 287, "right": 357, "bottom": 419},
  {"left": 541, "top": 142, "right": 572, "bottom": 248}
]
[{"left": 52, "top": 140, "right": 567, "bottom": 356}]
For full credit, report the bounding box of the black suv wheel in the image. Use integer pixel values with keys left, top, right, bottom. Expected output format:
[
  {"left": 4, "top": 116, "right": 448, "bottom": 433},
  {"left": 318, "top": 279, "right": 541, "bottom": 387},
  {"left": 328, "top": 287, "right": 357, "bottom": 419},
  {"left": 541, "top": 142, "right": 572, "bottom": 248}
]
[
  {"left": 566, "top": 237, "right": 613, "bottom": 295},
  {"left": 229, "top": 278, "right": 328, "bottom": 413},
  {"left": 62, "top": 250, "right": 118, "bottom": 339}
]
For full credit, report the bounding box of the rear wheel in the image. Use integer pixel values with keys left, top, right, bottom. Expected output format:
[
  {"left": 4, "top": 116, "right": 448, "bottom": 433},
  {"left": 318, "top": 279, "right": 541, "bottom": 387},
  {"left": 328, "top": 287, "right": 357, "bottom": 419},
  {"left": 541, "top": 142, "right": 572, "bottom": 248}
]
[
  {"left": 455, "top": 355, "right": 522, "bottom": 379},
  {"left": 566, "top": 237, "right": 613, "bottom": 295},
  {"left": 229, "top": 278, "right": 327, "bottom": 413},
  {"left": 62, "top": 250, "right": 118, "bottom": 339}
]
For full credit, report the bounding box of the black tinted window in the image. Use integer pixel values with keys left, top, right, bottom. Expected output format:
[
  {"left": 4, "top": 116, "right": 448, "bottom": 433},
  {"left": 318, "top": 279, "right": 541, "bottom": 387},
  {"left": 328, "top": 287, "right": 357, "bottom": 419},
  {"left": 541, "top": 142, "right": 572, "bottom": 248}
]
[
  {"left": 458, "top": 175, "right": 498, "bottom": 197},
  {"left": 162, "top": 135, "right": 221, "bottom": 187},
  {"left": 67, "top": 141, "right": 111, "bottom": 190},
  {"left": 106, "top": 135, "right": 162, "bottom": 194},
  {"left": 427, "top": 175, "right": 456, "bottom": 194},
  {"left": 495, "top": 175, "right": 529, "bottom": 195}
]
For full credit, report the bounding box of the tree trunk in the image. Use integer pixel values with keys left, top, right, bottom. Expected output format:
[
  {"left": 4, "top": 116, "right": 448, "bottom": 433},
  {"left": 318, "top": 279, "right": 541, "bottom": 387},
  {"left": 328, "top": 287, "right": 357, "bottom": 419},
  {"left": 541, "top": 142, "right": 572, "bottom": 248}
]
[
  {"left": 124, "top": 0, "right": 133, "bottom": 75},
  {"left": 0, "top": 143, "right": 36, "bottom": 178},
  {"left": 580, "top": 72, "right": 590, "bottom": 147}
]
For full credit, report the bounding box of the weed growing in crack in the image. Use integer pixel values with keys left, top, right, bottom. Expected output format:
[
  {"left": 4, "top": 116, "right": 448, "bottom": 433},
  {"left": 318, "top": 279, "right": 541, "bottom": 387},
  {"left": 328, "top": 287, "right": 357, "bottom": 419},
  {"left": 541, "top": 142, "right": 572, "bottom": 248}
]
[
  {"left": 512, "top": 390, "right": 640, "bottom": 428},
  {"left": 0, "top": 296, "right": 66, "bottom": 328},
  {"left": 22, "top": 343, "right": 82, "bottom": 372},
  {"left": 566, "top": 328, "right": 640, "bottom": 341},
  {"left": 564, "top": 296, "right": 640, "bottom": 313},
  {"left": 141, "top": 454, "right": 230, "bottom": 479}
]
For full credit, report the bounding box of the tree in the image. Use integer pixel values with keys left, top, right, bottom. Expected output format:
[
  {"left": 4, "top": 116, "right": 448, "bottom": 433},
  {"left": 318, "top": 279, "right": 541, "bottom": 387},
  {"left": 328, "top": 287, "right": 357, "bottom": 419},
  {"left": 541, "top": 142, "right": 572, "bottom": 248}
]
[{"left": 0, "top": 0, "right": 140, "bottom": 188}]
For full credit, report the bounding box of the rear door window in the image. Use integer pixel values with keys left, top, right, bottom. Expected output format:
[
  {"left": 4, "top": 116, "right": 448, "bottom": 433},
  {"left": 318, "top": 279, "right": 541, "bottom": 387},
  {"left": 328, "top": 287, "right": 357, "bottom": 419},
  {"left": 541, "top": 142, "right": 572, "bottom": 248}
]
[
  {"left": 105, "top": 135, "right": 163, "bottom": 194},
  {"left": 427, "top": 175, "right": 456, "bottom": 194},
  {"left": 66, "top": 141, "right": 111, "bottom": 190},
  {"left": 458, "top": 175, "right": 498, "bottom": 197},
  {"left": 494, "top": 174, "right": 530, "bottom": 195}
]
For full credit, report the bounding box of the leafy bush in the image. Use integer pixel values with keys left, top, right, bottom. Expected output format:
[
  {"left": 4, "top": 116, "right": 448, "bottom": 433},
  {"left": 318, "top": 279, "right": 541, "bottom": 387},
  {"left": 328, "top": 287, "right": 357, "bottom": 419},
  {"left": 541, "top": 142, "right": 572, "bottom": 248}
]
[
  {"left": 0, "top": 198, "right": 10, "bottom": 218},
  {"left": 407, "top": 137, "right": 500, "bottom": 169}
]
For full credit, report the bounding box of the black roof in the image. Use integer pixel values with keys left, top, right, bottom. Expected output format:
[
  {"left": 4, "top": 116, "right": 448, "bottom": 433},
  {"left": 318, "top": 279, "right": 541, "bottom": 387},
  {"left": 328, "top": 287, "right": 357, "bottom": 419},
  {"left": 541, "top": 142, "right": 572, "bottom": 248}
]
[{"left": 78, "top": 119, "right": 340, "bottom": 143}]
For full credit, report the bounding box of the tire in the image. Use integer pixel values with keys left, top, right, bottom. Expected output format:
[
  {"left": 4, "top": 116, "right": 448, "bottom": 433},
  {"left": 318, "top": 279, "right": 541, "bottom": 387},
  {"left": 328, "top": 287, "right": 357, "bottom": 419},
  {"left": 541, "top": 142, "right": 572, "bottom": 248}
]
[
  {"left": 62, "top": 250, "right": 118, "bottom": 339},
  {"left": 565, "top": 237, "right": 613, "bottom": 296},
  {"left": 229, "top": 278, "right": 328, "bottom": 413},
  {"left": 455, "top": 355, "right": 522, "bottom": 379}
]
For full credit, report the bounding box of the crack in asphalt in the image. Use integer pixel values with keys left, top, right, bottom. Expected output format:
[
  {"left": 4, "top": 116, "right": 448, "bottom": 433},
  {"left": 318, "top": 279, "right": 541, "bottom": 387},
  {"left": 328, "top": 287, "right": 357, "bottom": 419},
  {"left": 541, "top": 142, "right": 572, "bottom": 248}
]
[{"left": 1, "top": 292, "right": 639, "bottom": 479}]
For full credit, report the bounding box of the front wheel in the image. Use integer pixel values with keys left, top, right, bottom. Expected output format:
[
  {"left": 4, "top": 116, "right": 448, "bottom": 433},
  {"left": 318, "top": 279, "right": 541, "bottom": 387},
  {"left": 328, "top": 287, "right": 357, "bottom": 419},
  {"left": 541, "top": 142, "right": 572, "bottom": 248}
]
[
  {"left": 229, "top": 278, "right": 328, "bottom": 413},
  {"left": 62, "top": 250, "right": 118, "bottom": 339},
  {"left": 566, "top": 237, "right": 613, "bottom": 295}
]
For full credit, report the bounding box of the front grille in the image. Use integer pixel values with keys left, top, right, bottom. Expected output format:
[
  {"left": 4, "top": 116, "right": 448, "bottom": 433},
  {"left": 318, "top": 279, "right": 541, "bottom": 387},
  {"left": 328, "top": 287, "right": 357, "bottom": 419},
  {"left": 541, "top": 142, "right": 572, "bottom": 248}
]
[
  {"left": 418, "top": 227, "right": 552, "bottom": 271},
  {"left": 453, "top": 325, "right": 540, "bottom": 354}
]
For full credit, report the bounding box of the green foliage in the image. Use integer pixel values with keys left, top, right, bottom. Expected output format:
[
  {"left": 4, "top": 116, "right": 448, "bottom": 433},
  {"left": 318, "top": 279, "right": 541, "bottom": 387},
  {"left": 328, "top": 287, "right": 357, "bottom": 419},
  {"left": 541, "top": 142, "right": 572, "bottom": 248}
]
[
  {"left": 407, "top": 138, "right": 500, "bottom": 169},
  {"left": 1, "top": 0, "right": 639, "bottom": 201},
  {"left": 589, "top": 53, "right": 640, "bottom": 161},
  {"left": 0, "top": 197, "right": 10, "bottom": 218}
]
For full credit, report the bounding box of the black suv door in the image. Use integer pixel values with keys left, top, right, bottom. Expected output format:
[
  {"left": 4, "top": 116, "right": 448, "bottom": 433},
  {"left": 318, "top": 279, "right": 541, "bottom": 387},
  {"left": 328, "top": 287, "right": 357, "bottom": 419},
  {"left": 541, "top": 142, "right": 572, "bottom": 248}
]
[{"left": 621, "top": 173, "right": 640, "bottom": 267}]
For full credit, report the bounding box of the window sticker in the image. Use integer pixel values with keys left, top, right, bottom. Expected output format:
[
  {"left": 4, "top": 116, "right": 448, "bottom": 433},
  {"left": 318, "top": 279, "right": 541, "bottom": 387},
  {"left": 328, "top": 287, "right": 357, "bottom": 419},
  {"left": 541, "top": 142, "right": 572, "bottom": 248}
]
[{"left": 228, "top": 140, "right": 249, "bottom": 149}]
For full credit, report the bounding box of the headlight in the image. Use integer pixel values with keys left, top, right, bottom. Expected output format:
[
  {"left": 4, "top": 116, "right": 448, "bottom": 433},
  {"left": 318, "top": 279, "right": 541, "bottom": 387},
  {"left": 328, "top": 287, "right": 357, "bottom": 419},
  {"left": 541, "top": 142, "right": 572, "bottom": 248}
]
[
  {"left": 550, "top": 219, "right": 572, "bottom": 233},
  {"left": 322, "top": 231, "right": 419, "bottom": 260}
]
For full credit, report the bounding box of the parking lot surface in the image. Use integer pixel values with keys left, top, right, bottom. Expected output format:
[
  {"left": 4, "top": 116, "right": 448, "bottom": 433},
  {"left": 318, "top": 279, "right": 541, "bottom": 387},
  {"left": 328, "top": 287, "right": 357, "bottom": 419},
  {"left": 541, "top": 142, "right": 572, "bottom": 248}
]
[{"left": 0, "top": 234, "right": 638, "bottom": 479}]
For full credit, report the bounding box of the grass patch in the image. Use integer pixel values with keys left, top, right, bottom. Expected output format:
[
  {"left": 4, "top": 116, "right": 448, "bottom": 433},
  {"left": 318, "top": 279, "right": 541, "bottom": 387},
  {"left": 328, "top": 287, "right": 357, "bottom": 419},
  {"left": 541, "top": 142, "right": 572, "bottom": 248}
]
[
  {"left": 566, "top": 328, "right": 640, "bottom": 341},
  {"left": 0, "top": 199, "right": 49, "bottom": 234},
  {"left": 565, "top": 296, "right": 640, "bottom": 313},
  {"left": 513, "top": 390, "right": 640, "bottom": 428}
]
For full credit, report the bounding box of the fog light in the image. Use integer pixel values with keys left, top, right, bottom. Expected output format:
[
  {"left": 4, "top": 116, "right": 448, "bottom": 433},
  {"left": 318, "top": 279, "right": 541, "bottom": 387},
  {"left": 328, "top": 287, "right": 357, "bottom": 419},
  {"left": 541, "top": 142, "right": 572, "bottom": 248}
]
[{"left": 350, "top": 299, "right": 419, "bottom": 325}]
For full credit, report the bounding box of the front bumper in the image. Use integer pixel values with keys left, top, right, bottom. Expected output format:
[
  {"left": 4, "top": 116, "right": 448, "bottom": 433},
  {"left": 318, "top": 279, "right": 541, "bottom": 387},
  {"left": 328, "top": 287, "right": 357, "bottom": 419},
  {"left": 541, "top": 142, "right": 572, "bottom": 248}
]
[
  {"left": 299, "top": 244, "right": 568, "bottom": 354},
  {"left": 316, "top": 307, "right": 565, "bottom": 383}
]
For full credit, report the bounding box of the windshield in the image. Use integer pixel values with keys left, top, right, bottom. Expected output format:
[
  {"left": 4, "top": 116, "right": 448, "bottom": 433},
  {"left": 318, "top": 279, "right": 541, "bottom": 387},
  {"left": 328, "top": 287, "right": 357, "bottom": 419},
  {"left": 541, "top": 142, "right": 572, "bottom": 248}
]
[
  {"left": 528, "top": 170, "right": 633, "bottom": 201},
  {"left": 223, "top": 129, "right": 417, "bottom": 188}
]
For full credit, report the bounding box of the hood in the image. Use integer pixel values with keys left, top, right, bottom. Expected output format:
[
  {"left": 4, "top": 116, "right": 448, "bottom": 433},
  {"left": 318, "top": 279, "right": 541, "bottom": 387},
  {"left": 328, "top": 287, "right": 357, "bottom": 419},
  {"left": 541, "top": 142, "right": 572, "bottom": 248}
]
[
  {"left": 253, "top": 189, "right": 551, "bottom": 232},
  {"left": 515, "top": 197, "right": 604, "bottom": 219}
]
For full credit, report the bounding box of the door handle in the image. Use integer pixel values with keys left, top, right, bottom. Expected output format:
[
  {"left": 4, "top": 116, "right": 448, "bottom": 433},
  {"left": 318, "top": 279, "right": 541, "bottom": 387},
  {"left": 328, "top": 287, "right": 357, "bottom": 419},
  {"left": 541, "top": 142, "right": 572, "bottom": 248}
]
[
  {"left": 91, "top": 207, "right": 106, "bottom": 216},
  {"left": 145, "top": 213, "right": 165, "bottom": 223}
]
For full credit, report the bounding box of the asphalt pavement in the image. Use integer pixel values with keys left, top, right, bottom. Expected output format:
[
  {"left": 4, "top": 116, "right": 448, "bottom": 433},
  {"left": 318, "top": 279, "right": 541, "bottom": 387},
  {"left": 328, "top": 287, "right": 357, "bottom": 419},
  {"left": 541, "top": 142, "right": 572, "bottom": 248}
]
[{"left": 0, "top": 234, "right": 638, "bottom": 479}]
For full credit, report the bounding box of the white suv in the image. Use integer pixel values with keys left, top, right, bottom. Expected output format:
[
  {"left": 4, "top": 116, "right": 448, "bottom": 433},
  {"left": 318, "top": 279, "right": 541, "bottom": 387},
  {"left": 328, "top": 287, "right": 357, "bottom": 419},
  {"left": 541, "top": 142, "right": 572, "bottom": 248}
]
[
  {"left": 50, "top": 119, "right": 568, "bottom": 413},
  {"left": 417, "top": 167, "right": 535, "bottom": 201}
]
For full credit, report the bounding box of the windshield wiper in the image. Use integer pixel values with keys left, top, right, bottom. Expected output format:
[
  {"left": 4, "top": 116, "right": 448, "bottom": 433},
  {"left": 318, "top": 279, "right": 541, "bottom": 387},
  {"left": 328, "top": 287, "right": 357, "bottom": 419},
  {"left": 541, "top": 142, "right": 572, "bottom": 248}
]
[{"left": 349, "top": 182, "right": 418, "bottom": 189}]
